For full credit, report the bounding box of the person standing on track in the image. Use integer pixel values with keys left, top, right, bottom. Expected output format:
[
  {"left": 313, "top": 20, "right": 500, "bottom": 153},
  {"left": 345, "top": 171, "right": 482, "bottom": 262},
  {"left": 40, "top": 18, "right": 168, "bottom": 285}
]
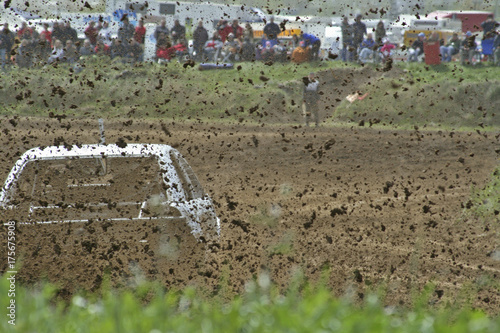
[{"left": 302, "top": 72, "right": 320, "bottom": 127}]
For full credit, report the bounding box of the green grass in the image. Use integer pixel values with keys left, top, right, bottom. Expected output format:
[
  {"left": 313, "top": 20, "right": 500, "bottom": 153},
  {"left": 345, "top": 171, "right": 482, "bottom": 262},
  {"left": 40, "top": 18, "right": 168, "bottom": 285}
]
[
  {"left": 464, "top": 166, "right": 500, "bottom": 222},
  {"left": 0, "top": 58, "right": 341, "bottom": 123},
  {"left": 1, "top": 272, "right": 499, "bottom": 333},
  {"left": 332, "top": 62, "right": 500, "bottom": 131}
]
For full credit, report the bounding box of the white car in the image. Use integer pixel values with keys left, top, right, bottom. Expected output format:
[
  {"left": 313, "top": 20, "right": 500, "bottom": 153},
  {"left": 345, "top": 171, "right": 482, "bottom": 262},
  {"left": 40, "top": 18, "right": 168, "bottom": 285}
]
[{"left": 0, "top": 143, "right": 220, "bottom": 243}]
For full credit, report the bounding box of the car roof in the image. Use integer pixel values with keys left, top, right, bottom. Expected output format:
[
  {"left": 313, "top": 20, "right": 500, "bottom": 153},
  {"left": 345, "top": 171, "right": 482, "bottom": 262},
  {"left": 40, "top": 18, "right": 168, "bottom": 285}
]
[{"left": 0, "top": 144, "right": 176, "bottom": 204}]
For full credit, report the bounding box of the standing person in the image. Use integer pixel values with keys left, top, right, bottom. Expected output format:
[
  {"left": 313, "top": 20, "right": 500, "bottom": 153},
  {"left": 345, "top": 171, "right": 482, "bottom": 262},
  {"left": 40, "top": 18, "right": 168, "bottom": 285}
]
[
  {"left": 154, "top": 19, "right": 170, "bottom": 42},
  {"left": 302, "top": 72, "right": 320, "bottom": 127},
  {"left": 481, "top": 14, "right": 498, "bottom": 39},
  {"left": 85, "top": 21, "right": 98, "bottom": 46},
  {"left": 340, "top": 16, "right": 353, "bottom": 62},
  {"left": 118, "top": 16, "right": 135, "bottom": 46},
  {"left": 99, "top": 21, "right": 113, "bottom": 47},
  {"left": 375, "top": 20, "right": 386, "bottom": 45},
  {"left": 494, "top": 30, "right": 500, "bottom": 66},
  {"left": 134, "top": 19, "right": 146, "bottom": 44},
  {"left": 0, "top": 23, "right": 15, "bottom": 71},
  {"left": 352, "top": 14, "right": 367, "bottom": 61},
  {"left": 263, "top": 16, "right": 281, "bottom": 41},
  {"left": 244, "top": 23, "right": 254, "bottom": 43},
  {"left": 17, "top": 22, "right": 34, "bottom": 40},
  {"left": 62, "top": 21, "right": 78, "bottom": 45},
  {"left": 39, "top": 23, "right": 52, "bottom": 46},
  {"left": 51, "top": 22, "right": 64, "bottom": 44},
  {"left": 193, "top": 20, "right": 208, "bottom": 61},
  {"left": 171, "top": 19, "right": 186, "bottom": 44}
]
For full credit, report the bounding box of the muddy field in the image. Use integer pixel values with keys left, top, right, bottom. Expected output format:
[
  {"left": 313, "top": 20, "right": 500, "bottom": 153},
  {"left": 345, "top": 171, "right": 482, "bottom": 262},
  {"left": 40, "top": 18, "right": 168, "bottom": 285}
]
[{"left": 1, "top": 116, "right": 499, "bottom": 313}]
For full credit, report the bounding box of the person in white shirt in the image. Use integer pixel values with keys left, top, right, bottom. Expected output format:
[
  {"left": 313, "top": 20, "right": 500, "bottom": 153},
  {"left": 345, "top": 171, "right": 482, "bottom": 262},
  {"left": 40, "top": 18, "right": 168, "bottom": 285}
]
[
  {"left": 99, "top": 21, "right": 113, "bottom": 47},
  {"left": 302, "top": 72, "right": 320, "bottom": 127}
]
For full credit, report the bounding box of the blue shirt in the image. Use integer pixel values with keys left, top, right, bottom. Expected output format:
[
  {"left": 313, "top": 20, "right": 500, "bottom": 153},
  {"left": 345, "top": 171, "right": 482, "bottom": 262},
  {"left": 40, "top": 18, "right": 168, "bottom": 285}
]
[
  {"left": 360, "top": 38, "right": 375, "bottom": 49},
  {"left": 302, "top": 33, "right": 320, "bottom": 46}
]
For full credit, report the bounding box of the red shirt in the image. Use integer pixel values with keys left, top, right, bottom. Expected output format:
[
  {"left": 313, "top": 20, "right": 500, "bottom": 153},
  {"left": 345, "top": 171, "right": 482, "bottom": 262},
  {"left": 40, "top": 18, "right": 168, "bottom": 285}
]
[
  {"left": 157, "top": 46, "right": 175, "bottom": 60},
  {"left": 40, "top": 30, "right": 52, "bottom": 45},
  {"left": 218, "top": 25, "right": 233, "bottom": 43},
  {"left": 134, "top": 26, "right": 146, "bottom": 44}
]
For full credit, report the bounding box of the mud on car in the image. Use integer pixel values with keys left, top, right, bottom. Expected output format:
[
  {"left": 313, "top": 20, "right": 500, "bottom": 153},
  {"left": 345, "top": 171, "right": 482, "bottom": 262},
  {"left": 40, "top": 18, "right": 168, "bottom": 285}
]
[{"left": 0, "top": 144, "right": 220, "bottom": 291}]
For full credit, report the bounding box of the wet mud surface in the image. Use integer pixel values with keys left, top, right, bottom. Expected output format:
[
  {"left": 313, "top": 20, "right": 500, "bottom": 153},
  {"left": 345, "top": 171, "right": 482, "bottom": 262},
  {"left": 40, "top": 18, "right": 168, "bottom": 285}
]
[{"left": 1, "top": 117, "right": 499, "bottom": 313}]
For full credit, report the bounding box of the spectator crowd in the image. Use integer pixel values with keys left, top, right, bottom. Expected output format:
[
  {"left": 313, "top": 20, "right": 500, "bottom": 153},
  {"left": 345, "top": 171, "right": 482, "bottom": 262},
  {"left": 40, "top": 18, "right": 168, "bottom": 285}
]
[{"left": 1, "top": 12, "right": 500, "bottom": 71}]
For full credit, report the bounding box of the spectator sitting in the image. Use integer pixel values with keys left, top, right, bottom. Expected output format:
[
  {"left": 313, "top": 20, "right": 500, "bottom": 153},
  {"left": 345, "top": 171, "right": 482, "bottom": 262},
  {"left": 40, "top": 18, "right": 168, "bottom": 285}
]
[
  {"left": 440, "top": 33, "right": 460, "bottom": 62},
  {"left": 16, "top": 39, "right": 33, "bottom": 68},
  {"left": 460, "top": 31, "right": 476, "bottom": 65},
  {"left": 217, "top": 20, "right": 233, "bottom": 43},
  {"left": 33, "top": 36, "right": 51, "bottom": 65},
  {"left": 379, "top": 37, "right": 395, "bottom": 63},
  {"left": 203, "top": 32, "right": 223, "bottom": 62},
  {"left": 240, "top": 36, "right": 255, "bottom": 61},
  {"left": 222, "top": 33, "right": 241, "bottom": 62},
  {"left": 156, "top": 40, "right": 175, "bottom": 63},
  {"left": 291, "top": 41, "right": 310, "bottom": 64},
  {"left": 134, "top": 19, "right": 146, "bottom": 44},
  {"left": 110, "top": 38, "right": 126, "bottom": 60},
  {"left": 408, "top": 32, "right": 425, "bottom": 62},
  {"left": 173, "top": 38, "right": 188, "bottom": 61},
  {"left": 230, "top": 19, "right": 244, "bottom": 41},
  {"left": 94, "top": 40, "right": 110, "bottom": 57},
  {"left": 47, "top": 39, "right": 65, "bottom": 64},
  {"left": 63, "top": 40, "right": 78, "bottom": 64},
  {"left": 273, "top": 40, "right": 287, "bottom": 62},
  {"left": 126, "top": 38, "right": 143, "bottom": 63},
  {"left": 358, "top": 33, "right": 376, "bottom": 63},
  {"left": 99, "top": 21, "right": 113, "bottom": 47},
  {"left": 84, "top": 21, "right": 98, "bottom": 46},
  {"left": 79, "top": 39, "right": 95, "bottom": 57},
  {"left": 244, "top": 23, "right": 254, "bottom": 43},
  {"left": 301, "top": 32, "right": 321, "bottom": 61},
  {"left": 260, "top": 40, "right": 275, "bottom": 62}
]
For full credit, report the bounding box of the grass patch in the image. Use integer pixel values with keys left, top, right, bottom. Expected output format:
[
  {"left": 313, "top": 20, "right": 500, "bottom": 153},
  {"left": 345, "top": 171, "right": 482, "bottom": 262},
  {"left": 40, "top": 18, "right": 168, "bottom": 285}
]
[
  {"left": 463, "top": 166, "right": 500, "bottom": 222},
  {"left": 2, "top": 272, "right": 499, "bottom": 333},
  {"left": 332, "top": 62, "right": 500, "bottom": 131}
]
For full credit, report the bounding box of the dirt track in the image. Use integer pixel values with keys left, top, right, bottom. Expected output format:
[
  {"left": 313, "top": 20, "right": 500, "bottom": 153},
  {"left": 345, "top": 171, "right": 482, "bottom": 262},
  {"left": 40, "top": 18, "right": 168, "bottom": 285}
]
[{"left": 1, "top": 116, "right": 499, "bottom": 313}]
